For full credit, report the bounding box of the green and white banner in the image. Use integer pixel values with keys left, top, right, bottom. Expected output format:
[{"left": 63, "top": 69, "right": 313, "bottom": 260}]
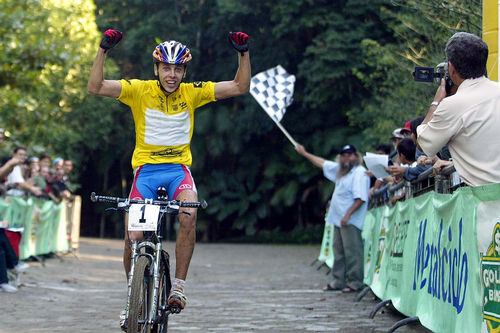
[
  {"left": 317, "top": 222, "right": 334, "bottom": 268},
  {"left": 1, "top": 196, "right": 69, "bottom": 259},
  {"left": 363, "top": 183, "right": 500, "bottom": 333}
]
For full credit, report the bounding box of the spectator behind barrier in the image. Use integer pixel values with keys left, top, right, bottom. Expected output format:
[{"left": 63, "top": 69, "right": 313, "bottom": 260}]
[
  {"left": 5, "top": 146, "right": 43, "bottom": 198},
  {"left": 368, "top": 144, "right": 394, "bottom": 199},
  {"left": 399, "top": 121, "right": 412, "bottom": 138},
  {"left": 389, "top": 128, "right": 404, "bottom": 165},
  {"left": 387, "top": 116, "right": 431, "bottom": 181},
  {"left": 29, "top": 164, "right": 49, "bottom": 198},
  {"left": 365, "top": 144, "right": 392, "bottom": 180},
  {"left": 53, "top": 157, "right": 63, "bottom": 169},
  {"left": 62, "top": 159, "right": 77, "bottom": 193},
  {"left": 375, "top": 144, "right": 391, "bottom": 155},
  {"left": 0, "top": 156, "right": 23, "bottom": 186},
  {"left": 397, "top": 138, "right": 417, "bottom": 166},
  {"left": 63, "top": 159, "right": 73, "bottom": 177},
  {"left": 389, "top": 138, "right": 418, "bottom": 203},
  {"left": 51, "top": 166, "right": 71, "bottom": 202},
  {"left": 39, "top": 154, "right": 51, "bottom": 170},
  {"left": 417, "top": 32, "right": 500, "bottom": 186}
]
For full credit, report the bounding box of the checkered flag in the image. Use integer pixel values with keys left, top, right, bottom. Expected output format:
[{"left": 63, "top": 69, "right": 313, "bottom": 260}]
[{"left": 250, "top": 65, "right": 297, "bottom": 146}]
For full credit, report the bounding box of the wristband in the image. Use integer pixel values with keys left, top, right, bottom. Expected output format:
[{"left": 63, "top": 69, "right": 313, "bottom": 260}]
[{"left": 430, "top": 101, "right": 440, "bottom": 107}]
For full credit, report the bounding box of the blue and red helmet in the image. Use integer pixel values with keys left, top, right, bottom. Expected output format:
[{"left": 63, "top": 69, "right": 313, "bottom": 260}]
[{"left": 152, "top": 40, "right": 192, "bottom": 65}]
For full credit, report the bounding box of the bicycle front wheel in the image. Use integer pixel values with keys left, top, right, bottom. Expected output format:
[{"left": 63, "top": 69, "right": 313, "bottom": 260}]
[
  {"left": 128, "top": 256, "right": 152, "bottom": 333},
  {"left": 153, "top": 250, "right": 172, "bottom": 333}
]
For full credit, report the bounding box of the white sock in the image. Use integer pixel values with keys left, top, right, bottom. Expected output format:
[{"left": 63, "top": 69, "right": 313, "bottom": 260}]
[{"left": 172, "top": 278, "right": 185, "bottom": 292}]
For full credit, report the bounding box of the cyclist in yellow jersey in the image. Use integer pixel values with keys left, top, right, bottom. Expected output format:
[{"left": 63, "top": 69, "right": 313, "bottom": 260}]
[{"left": 88, "top": 29, "right": 251, "bottom": 326}]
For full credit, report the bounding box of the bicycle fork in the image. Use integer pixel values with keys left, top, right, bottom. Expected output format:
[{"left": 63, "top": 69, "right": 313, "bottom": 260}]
[
  {"left": 124, "top": 241, "right": 139, "bottom": 321},
  {"left": 148, "top": 241, "right": 162, "bottom": 324}
]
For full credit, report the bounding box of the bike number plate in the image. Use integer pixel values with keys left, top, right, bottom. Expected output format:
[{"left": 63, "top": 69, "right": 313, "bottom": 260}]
[{"left": 128, "top": 204, "right": 160, "bottom": 231}]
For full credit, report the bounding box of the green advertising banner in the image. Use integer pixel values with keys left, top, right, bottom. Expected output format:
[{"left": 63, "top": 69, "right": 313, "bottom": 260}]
[
  {"left": 362, "top": 205, "right": 387, "bottom": 289},
  {"left": 317, "top": 222, "right": 334, "bottom": 268},
  {"left": 0, "top": 196, "right": 69, "bottom": 259},
  {"left": 363, "top": 183, "right": 500, "bottom": 333}
]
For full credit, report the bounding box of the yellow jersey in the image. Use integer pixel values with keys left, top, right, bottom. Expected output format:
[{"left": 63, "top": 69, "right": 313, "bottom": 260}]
[{"left": 118, "top": 79, "right": 216, "bottom": 170}]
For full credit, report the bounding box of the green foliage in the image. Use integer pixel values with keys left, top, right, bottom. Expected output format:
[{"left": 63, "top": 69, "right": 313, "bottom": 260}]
[
  {"left": 0, "top": 0, "right": 101, "bottom": 149},
  {"left": 0, "top": 0, "right": 482, "bottom": 240},
  {"left": 346, "top": 0, "right": 481, "bottom": 147}
]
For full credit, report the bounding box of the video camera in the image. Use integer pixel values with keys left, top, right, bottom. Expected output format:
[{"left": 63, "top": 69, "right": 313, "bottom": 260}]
[{"left": 413, "top": 62, "right": 454, "bottom": 94}]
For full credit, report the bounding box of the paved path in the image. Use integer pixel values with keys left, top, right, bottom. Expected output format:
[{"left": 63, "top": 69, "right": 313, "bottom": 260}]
[{"left": 0, "top": 238, "right": 431, "bottom": 332}]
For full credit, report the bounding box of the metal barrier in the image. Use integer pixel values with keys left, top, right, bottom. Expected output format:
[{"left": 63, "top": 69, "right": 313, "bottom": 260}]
[{"left": 369, "top": 164, "right": 465, "bottom": 208}]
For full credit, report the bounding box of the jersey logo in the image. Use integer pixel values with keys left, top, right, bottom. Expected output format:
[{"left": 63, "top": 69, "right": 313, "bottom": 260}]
[
  {"left": 179, "top": 102, "right": 188, "bottom": 110},
  {"left": 178, "top": 184, "right": 192, "bottom": 190},
  {"left": 193, "top": 81, "right": 203, "bottom": 88},
  {"left": 158, "top": 96, "right": 165, "bottom": 110},
  {"left": 151, "top": 148, "right": 182, "bottom": 157}
]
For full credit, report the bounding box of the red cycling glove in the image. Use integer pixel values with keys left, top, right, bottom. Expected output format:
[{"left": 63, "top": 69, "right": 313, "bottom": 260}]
[
  {"left": 100, "top": 29, "right": 123, "bottom": 52},
  {"left": 228, "top": 32, "right": 249, "bottom": 55}
]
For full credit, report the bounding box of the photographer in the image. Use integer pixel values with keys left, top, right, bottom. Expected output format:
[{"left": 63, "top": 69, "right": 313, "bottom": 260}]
[{"left": 417, "top": 32, "right": 500, "bottom": 186}]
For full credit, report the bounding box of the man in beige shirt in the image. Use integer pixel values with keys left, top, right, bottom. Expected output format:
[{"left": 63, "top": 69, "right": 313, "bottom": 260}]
[{"left": 417, "top": 32, "right": 500, "bottom": 186}]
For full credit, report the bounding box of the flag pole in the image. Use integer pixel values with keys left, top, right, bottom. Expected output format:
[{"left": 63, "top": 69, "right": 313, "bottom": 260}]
[
  {"left": 272, "top": 117, "right": 297, "bottom": 147},
  {"left": 252, "top": 94, "right": 298, "bottom": 147}
]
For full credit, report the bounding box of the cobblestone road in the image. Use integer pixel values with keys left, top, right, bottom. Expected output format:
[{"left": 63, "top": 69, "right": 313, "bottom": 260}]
[{"left": 0, "top": 238, "right": 431, "bottom": 332}]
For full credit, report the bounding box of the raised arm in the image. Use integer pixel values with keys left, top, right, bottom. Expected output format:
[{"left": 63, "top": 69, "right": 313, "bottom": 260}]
[
  {"left": 87, "top": 30, "right": 123, "bottom": 98},
  {"left": 295, "top": 143, "right": 326, "bottom": 169},
  {"left": 214, "top": 32, "right": 251, "bottom": 100},
  {"left": 0, "top": 157, "right": 21, "bottom": 179}
]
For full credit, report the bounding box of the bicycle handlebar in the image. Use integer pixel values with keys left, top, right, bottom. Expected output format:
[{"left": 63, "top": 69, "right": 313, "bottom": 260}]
[{"left": 90, "top": 192, "right": 208, "bottom": 209}]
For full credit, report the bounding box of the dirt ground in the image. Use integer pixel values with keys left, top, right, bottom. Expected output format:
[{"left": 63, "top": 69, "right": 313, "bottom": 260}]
[{"left": 0, "top": 237, "right": 431, "bottom": 332}]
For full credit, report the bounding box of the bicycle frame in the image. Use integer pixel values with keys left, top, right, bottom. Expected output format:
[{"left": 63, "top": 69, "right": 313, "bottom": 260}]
[{"left": 125, "top": 211, "right": 172, "bottom": 326}]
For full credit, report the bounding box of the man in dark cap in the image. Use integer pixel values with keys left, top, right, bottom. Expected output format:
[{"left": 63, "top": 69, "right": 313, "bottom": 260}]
[{"left": 295, "top": 143, "right": 370, "bottom": 292}]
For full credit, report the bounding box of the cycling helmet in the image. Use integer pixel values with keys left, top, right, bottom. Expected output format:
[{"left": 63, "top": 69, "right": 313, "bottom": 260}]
[{"left": 152, "top": 40, "right": 192, "bottom": 64}]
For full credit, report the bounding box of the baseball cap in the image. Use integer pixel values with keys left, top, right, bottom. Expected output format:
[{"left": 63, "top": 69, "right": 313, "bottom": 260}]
[
  {"left": 53, "top": 157, "right": 63, "bottom": 166},
  {"left": 400, "top": 121, "right": 411, "bottom": 134},
  {"left": 340, "top": 144, "right": 357, "bottom": 154},
  {"left": 391, "top": 129, "right": 404, "bottom": 139}
]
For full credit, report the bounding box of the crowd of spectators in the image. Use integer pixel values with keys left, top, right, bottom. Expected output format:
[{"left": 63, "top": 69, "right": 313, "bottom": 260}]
[
  {"left": 0, "top": 129, "right": 76, "bottom": 293},
  {"left": 0, "top": 147, "right": 75, "bottom": 203},
  {"left": 367, "top": 115, "right": 440, "bottom": 203}
]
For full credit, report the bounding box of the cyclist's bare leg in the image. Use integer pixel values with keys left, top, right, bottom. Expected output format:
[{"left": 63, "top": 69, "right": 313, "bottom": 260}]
[
  {"left": 167, "top": 189, "right": 197, "bottom": 311},
  {"left": 174, "top": 189, "right": 198, "bottom": 280}
]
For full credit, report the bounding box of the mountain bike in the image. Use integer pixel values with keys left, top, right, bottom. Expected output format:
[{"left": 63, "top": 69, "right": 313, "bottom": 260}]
[{"left": 90, "top": 189, "right": 207, "bottom": 333}]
